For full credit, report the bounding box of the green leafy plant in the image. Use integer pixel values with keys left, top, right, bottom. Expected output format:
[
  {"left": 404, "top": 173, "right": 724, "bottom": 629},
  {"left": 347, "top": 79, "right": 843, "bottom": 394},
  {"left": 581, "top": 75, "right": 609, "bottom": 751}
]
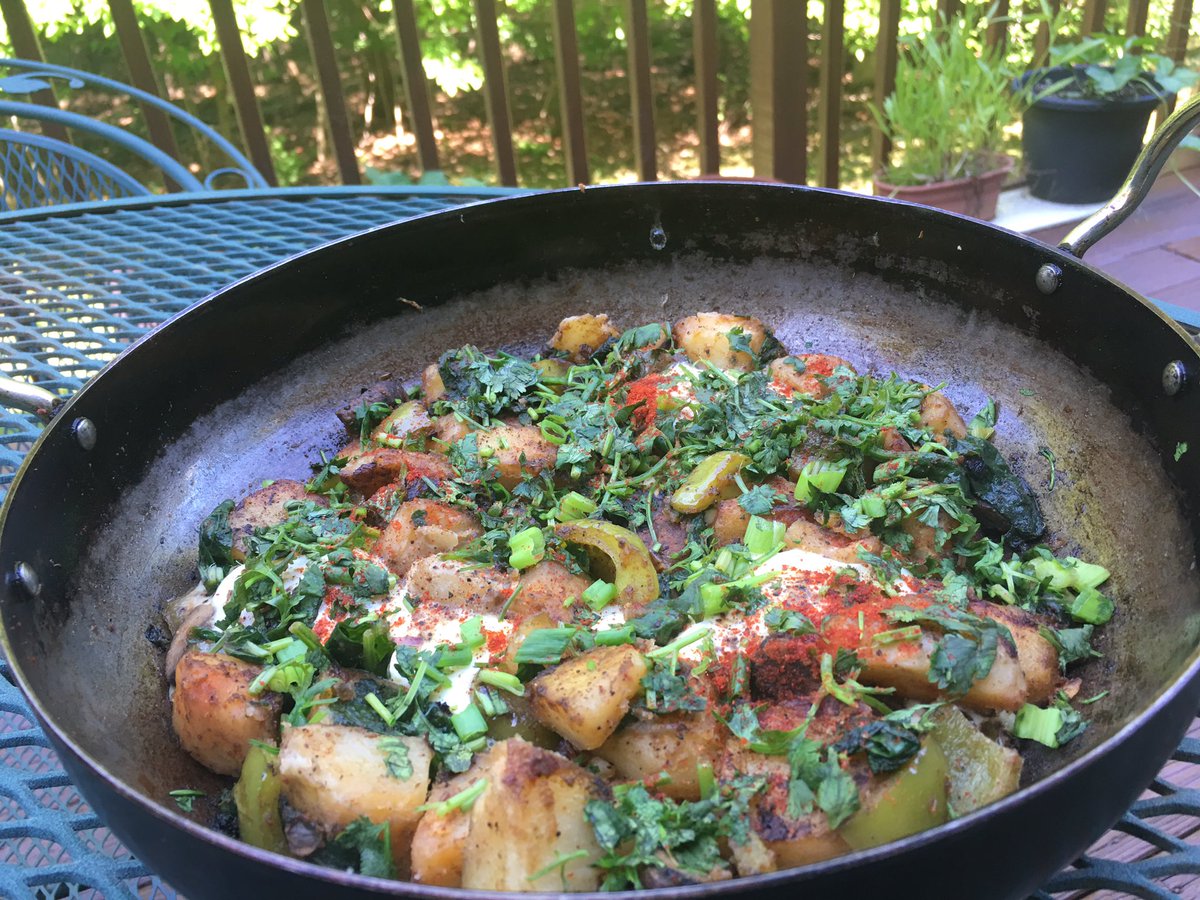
[
  {"left": 874, "top": 13, "right": 1016, "bottom": 186},
  {"left": 1026, "top": 34, "right": 1199, "bottom": 103}
]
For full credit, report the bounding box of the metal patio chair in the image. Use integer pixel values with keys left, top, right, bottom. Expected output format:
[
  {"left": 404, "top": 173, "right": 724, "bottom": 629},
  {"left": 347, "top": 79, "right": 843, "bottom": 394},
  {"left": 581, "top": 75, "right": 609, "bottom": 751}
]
[{"left": 0, "top": 57, "right": 268, "bottom": 210}]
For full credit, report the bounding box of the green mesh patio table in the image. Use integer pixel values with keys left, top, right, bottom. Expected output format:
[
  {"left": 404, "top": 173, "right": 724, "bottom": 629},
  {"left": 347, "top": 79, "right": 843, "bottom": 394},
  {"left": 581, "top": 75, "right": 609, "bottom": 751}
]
[{"left": 0, "top": 186, "right": 1197, "bottom": 899}]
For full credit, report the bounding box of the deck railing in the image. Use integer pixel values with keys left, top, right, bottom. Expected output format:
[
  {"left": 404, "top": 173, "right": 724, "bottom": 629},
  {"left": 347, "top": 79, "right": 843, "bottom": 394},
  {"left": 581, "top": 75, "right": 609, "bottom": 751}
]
[{"left": 0, "top": 0, "right": 1195, "bottom": 191}]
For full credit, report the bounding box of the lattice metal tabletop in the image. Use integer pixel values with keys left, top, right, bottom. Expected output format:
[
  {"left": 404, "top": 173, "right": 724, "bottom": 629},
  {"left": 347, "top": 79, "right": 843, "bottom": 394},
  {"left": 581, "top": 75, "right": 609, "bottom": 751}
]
[{"left": 0, "top": 187, "right": 1197, "bottom": 899}]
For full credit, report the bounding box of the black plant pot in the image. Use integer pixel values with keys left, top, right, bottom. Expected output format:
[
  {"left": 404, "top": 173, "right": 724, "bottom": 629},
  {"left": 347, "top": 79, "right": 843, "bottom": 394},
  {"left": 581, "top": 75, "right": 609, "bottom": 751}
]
[{"left": 1016, "top": 67, "right": 1166, "bottom": 203}]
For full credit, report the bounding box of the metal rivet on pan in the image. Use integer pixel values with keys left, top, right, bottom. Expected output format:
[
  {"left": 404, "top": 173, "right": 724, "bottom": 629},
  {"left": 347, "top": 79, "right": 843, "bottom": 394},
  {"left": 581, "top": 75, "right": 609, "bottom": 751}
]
[
  {"left": 1163, "top": 361, "right": 1188, "bottom": 396},
  {"left": 1035, "top": 263, "right": 1061, "bottom": 295},
  {"left": 12, "top": 562, "right": 41, "bottom": 598},
  {"left": 649, "top": 225, "right": 667, "bottom": 251},
  {"left": 72, "top": 417, "right": 96, "bottom": 450}
]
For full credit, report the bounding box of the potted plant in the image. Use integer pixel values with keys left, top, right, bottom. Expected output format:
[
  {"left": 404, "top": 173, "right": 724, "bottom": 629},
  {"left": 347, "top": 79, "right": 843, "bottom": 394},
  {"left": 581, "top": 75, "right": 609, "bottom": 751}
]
[
  {"left": 1016, "top": 35, "right": 1199, "bottom": 202},
  {"left": 873, "top": 14, "right": 1016, "bottom": 220}
]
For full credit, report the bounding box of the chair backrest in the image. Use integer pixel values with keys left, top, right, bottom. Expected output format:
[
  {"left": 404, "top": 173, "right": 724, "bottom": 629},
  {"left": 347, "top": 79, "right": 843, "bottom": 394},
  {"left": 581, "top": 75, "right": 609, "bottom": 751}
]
[{"left": 0, "top": 58, "right": 268, "bottom": 211}]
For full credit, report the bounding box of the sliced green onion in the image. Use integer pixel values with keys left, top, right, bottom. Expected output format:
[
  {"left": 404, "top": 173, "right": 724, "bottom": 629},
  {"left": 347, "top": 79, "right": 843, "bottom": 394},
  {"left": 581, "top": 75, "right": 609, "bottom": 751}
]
[
  {"left": 477, "top": 669, "right": 525, "bottom": 695},
  {"left": 744, "top": 515, "right": 786, "bottom": 557},
  {"left": 794, "top": 459, "right": 847, "bottom": 503},
  {"left": 364, "top": 691, "right": 396, "bottom": 727},
  {"left": 858, "top": 492, "right": 887, "bottom": 519},
  {"left": 450, "top": 703, "right": 488, "bottom": 740},
  {"left": 700, "top": 582, "right": 727, "bottom": 617},
  {"left": 1069, "top": 587, "right": 1114, "bottom": 625},
  {"left": 872, "top": 625, "right": 922, "bottom": 645},
  {"left": 460, "top": 616, "right": 485, "bottom": 649},
  {"left": 558, "top": 491, "right": 598, "bottom": 521},
  {"left": 697, "top": 762, "right": 716, "bottom": 800},
  {"left": 1031, "top": 556, "right": 1109, "bottom": 592},
  {"left": 508, "top": 526, "right": 545, "bottom": 570},
  {"left": 594, "top": 624, "right": 636, "bottom": 646},
  {"left": 436, "top": 646, "right": 474, "bottom": 670},
  {"left": 582, "top": 579, "right": 617, "bottom": 611},
  {"left": 646, "top": 623, "right": 712, "bottom": 660},
  {"left": 539, "top": 419, "right": 570, "bottom": 445},
  {"left": 288, "top": 621, "right": 323, "bottom": 652},
  {"left": 513, "top": 626, "right": 580, "bottom": 665},
  {"left": 416, "top": 778, "right": 489, "bottom": 816},
  {"left": 1012, "top": 703, "right": 1064, "bottom": 748}
]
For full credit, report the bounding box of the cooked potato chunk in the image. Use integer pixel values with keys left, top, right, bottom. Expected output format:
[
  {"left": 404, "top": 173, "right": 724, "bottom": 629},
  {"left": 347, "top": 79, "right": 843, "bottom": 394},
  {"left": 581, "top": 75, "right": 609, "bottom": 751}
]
[
  {"left": 279, "top": 725, "right": 432, "bottom": 873},
  {"left": 768, "top": 354, "right": 856, "bottom": 399},
  {"left": 977, "top": 602, "right": 1059, "bottom": 704},
  {"left": 720, "top": 746, "right": 850, "bottom": 868},
  {"left": 405, "top": 556, "right": 518, "bottom": 612},
  {"left": 856, "top": 621, "right": 1028, "bottom": 712},
  {"left": 784, "top": 516, "right": 882, "bottom": 563},
  {"left": 461, "top": 739, "right": 603, "bottom": 891},
  {"left": 431, "top": 413, "right": 472, "bottom": 448},
  {"left": 229, "top": 480, "right": 319, "bottom": 560},
  {"left": 421, "top": 364, "right": 446, "bottom": 404},
  {"left": 373, "top": 400, "right": 434, "bottom": 444},
  {"left": 374, "top": 500, "right": 482, "bottom": 577},
  {"left": 510, "top": 560, "right": 591, "bottom": 622},
  {"left": 673, "top": 312, "right": 771, "bottom": 372},
  {"left": 172, "top": 649, "right": 282, "bottom": 776},
  {"left": 475, "top": 424, "right": 557, "bottom": 490},
  {"left": 339, "top": 448, "right": 454, "bottom": 498},
  {"left": 595, "top": 711, "right": 724, "bottom": 800},
  {"left": 549, "top": 313, "right": 620, "bottom": 362},
  {"left": 920, "top": 390, "right": 968, "bottom": 441},
  {"left": 411, "top": 767, "right": 479, "bottom": 886},
  {"left": 529, "top": 645, "right": 648, "bottom": 749}
]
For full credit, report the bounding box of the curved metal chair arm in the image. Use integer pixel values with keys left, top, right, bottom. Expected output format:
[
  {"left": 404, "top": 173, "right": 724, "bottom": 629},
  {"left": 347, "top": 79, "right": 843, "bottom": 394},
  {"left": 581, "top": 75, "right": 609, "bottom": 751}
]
[
  {"left": 0, "top": 57, "right": 269, "bottom": 192},
  {"left": 0, "top": 128, "right": 152, "bottom": 207}
]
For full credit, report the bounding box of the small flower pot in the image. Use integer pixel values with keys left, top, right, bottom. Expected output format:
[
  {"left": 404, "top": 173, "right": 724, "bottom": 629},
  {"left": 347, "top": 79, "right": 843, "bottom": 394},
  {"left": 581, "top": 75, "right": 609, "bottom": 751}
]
[
  {"left": 1016, "top": 67, "right": 1167, "bottom": 203},
  {"left": 873, "top": 156, "right": 1014, "bottom": 221}
]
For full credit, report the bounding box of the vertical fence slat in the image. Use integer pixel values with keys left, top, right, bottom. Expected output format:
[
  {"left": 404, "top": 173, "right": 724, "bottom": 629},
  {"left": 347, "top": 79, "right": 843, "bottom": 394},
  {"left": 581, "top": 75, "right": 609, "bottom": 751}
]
[
  {"left": 208, "top": 0, "right": 277, "bottom": 185},
  {"left": 693, "top": 0, "right": 719, "bottom": 175},
  {"left": 986, "top": 0, "right": 1010, "bottom": 49},
  {"left": 472, "top": 0, "right": 517, "bottom": 186},
  {"left": 1032, "top": 0, "right": 1060, "bottom": 67},
  {"left": 552, "top": 0, "right": 589, "bottom": 185},
  {"left": 1124, "top": 0, "right": 1151, "bottom": 36},
  {"left": 936, "top": 0, "right": 961, "bottom": 23},
  {"left": 392, "top": 0, "right": 440, "bottom": 172},
  {"left": 1166, "top": 0, "right": 1193, "bottom": 61},
  {"left": 107, "top": 0, "right": 181, "bottom": 167},
  {"left": 1080, "top": 0, "right": 1108, "bottom": 35},
  {"left": 301, "top": 0, "right": 361, "bottom": 185},
  {"left": 625, "top": 0, "right": 656, "bottom": 181},
  {"left": 869, "top": 0, "right": 900, "bottom": 176},
  {"left": 750, "top": 0, "right": 807, "bottom": 183},
  {"left": 818, "top": 0, "right": 844, "bottom": 188},
  {"left": 0, "top": 0, "right": 70, "bottom": 143}
]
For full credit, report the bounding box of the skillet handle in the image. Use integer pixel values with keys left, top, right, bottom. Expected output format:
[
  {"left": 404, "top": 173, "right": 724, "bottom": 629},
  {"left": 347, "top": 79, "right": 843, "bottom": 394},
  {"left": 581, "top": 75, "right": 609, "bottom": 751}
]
[
  {"left": 0, "top": 377, "right": 63, "bottom": 423},
  {"left": 1060, "top": 92, "right": 1200, "bottom": 259}
]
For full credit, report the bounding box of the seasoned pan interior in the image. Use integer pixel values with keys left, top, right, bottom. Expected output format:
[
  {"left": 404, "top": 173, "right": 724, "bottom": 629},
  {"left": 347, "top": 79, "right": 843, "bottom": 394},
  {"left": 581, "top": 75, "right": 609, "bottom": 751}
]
[{"left": 3, "top": 184, "right": 1200, "bottom": 891}]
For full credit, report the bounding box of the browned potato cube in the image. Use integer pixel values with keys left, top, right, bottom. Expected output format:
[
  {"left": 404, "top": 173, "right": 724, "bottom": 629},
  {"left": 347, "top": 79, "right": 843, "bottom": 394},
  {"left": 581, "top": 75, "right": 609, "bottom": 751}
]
[
  {"left": 595, "top": 711, "right": 724, "bottom": 800},
  {"left": 475, "top": 424, "right": 557, "bottom": 490},
  {"left": 549, "top": 314, "right": 620, "bottom": 362},
  {"left": 673, "top": 312, "right": 771, "bottom": 372},
  {"left": 279, "top": 725, "right": 433, "bottom": 875},
  {"left": 510, "top": 560, "right": 591, "bottom": 622},
  {"left": 229, "top": 480, "right": 320, "bottom": 560},
  {"left": 339, "top": 448, "right": 455, "bottom": 498},
  {"left": 529, "top": 645, "right": 648, "bottom": 749},
  {"left": 171, "top": 649, "right": 282, "bottom": 776},
  {"left": 373, "top": 500, "right": 482, "bottom": 577},
  {"left": 919, "top": 390, "right": 968, "bottom": 441},
  {"left": 411, "top": 768, "right": 478, "bottom": 886},
  {"left": 461, "top": 739, "right": 603, "bottom": 891}
]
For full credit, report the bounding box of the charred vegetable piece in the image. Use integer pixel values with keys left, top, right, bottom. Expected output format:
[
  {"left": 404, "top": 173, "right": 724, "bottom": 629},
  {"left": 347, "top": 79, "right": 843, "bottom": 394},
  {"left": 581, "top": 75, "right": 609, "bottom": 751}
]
[
  {"left": 928, "top": 706, "right": 1021, "bottom": 815},
  {"left": 838, "top": 738, "right": 949, "bottom": 850},
  {"left": 234, "top": 743, "right": 288, "bottom": 854},
  {"left": 554, "top": 520, "right": 660, "bottom": 610},
  {"left": 671, "top": 451, "right": 750, "bottom": 513}
]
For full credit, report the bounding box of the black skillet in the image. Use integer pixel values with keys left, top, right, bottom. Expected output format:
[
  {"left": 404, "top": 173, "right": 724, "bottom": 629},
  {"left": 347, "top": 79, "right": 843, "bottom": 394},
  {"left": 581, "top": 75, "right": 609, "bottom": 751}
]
[{"left": 3, "top": 98, "right": 1200, "bottom": 900}]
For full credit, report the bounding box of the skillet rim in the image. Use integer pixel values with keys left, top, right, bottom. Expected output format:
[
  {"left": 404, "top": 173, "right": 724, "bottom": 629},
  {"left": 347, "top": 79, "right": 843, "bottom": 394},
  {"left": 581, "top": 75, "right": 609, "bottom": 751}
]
[{"left": 3, "top": 180, "right": 1200, "bottom": 897}]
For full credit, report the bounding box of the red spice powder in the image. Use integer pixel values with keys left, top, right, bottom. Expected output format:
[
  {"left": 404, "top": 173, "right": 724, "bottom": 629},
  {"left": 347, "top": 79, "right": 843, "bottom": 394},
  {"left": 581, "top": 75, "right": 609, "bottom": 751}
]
[
  {"left": 801, "top": 354, "right": 837, "bottom": 376},
  {"left": 625, "top": 374, "right": 664, "bottom": 431},
  {"left": 769, "top": 378, "right": 796, "bottom": 398},
  {"left": 484, "top": 628, "right": 509, "bottom": 656}
]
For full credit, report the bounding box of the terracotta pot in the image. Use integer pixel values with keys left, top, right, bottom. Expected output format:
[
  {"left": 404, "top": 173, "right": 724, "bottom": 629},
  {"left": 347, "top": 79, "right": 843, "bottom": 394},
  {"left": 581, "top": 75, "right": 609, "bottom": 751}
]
[{"left": 873, "top": 156, "right": 1014, "bottom": 220}]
